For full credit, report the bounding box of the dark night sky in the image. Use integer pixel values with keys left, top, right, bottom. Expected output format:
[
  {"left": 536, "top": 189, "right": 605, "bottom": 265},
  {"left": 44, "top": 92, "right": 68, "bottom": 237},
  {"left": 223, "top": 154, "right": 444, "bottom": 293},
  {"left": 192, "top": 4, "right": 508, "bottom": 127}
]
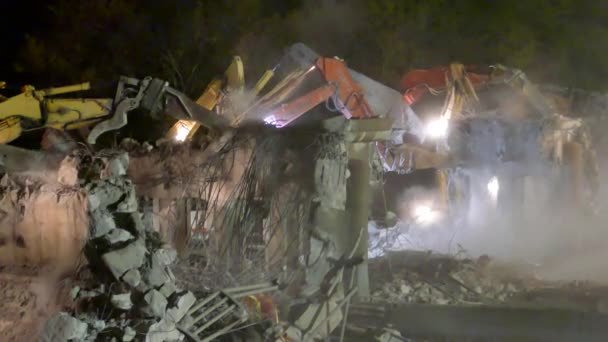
[{"left": 0, "top": 0, "right": 50, "bottom": 83}]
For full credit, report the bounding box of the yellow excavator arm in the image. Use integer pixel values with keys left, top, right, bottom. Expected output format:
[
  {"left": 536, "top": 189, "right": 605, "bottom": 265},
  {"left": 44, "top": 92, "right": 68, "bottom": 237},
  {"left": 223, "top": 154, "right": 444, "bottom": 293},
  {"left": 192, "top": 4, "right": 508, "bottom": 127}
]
[{"left": 0, "top": 76, "right": 227, "bottom": 145}]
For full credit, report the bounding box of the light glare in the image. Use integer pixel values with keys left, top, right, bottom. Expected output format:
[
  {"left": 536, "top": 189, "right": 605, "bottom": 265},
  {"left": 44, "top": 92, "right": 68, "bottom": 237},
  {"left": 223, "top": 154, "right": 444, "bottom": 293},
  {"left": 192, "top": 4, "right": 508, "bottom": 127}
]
[
  {"left": 487, "top": 176, "right": 500, "bottom": 201},
  {"left": 425, "top": 116, "right": 449, "bottom": 139},
  {"left": 175, "top": 121, "right": 193, "bottom": 141}
]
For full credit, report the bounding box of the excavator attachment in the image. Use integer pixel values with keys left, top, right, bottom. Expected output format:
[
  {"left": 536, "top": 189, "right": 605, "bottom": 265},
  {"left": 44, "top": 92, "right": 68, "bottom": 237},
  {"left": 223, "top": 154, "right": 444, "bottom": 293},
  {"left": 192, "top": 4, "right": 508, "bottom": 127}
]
[{"left": 0, "top": 75, "right": 226, "bottom": 145}]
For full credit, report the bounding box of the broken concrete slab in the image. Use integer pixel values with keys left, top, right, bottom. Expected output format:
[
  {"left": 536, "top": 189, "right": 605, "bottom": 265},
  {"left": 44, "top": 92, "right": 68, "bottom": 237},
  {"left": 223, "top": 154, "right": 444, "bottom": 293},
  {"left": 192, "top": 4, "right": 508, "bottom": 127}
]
[
  {"left": 146, "top": 319, "right": 184, "bottom": 342},
  {"left": 40, "top": 312, "right": 88, "bottom": 342},
  {"left": 159, "top": 282, "right": 178, "bottom": 298},
  {"left": 87, "top": 179, "right": 130, "bottom": 212},
  {"left": 91, "top": 209, "right": 117, "bottom": 238},
  {"left": 102, "top": 238, "right": 147, "bottom": 279},
  {"left": 143, "top": 290, "right": 168, "bottom": 318},
  {"left": 152, "top": 248, "right": 177, "bottom": 266},
  {"left": 105, "top": 228, "right": 135, "bottom": 245},
  {"left": 111, "top": 293, "right": 134, "bottom": 310},
  {"left": 122, "top": 269, "right": 142, "bottom": 288},
  {"left": 116, "top": 186, "right": 138, "bottom": 213},
  {"left": 166, "top": 291, "right": 196, "bottom": 323},
  {"left": 145, "top": 264, "right": 171, "bottom": 288}
]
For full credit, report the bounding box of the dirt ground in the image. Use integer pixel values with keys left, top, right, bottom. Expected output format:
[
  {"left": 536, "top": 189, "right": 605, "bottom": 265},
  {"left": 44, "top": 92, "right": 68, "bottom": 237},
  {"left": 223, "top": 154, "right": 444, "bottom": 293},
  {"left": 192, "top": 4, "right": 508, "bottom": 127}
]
[{"left": 0, "top": 266, "right": 73, "bottom": 342}]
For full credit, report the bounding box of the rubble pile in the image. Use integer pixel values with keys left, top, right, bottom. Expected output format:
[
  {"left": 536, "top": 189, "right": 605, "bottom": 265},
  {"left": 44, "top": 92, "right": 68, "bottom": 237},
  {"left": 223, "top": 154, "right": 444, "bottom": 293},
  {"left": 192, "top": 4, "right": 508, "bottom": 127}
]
[
  {"left": 369, "top": 251, "right": 541, "bottom": 305},
  {"left": 40, "top": 152, "right": 197, "bottom": 342}
]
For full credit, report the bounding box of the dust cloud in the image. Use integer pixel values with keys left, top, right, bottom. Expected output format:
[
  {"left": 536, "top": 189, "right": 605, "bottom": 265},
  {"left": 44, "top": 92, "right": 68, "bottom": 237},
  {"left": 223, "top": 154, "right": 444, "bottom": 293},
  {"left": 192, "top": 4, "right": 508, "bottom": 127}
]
[{"left": 386, "top": 167, "right": 608, "bottom": 284}]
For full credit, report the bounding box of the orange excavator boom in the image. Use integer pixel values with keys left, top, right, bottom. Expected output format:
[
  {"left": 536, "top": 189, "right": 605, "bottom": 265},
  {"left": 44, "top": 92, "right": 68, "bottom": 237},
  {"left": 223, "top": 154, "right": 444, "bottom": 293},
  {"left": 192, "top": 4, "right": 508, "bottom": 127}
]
[{"left": 264, "top": 57, "right": 375, "bottom": 127}]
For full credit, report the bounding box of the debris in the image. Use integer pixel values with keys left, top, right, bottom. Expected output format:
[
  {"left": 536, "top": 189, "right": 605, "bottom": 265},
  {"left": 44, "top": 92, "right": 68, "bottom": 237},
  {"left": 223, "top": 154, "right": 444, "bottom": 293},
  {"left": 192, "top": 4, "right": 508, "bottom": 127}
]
[
  {"left": 122, "top": 269, "right": 142, "bottom": 287},
  {"left": 369, "top": 251, "right": 540, "bottom": 305},
  {"left": 146, "top": 319, "right": 184, "bottom": 342},
  {"left": 143, "top": 290, "right": 168, "bottom": 318},
  {"left": 105, "top": 228, "right": 134, "bottom": 245},
  {"left": 159, "top": 281, "right": 178, "bottom": 298},
  {"left": 40, "top": 313, "right": 88, "bottom": 341},
  {"left": 166, "top": 291, "right": 196, "bottom": 323},
  {"left": 108, "top": 152, "right": 129, "bottom": 177},
  {"left": 86, "top": 179, "right": 131, "bottom": 211},
  {"left": 123, "top": 326, "right": 137, "bottom": 341},
  {"left": 102, "top": 238, "right": 147, "bottom": 279},
  {"left": 91, "top": 209, "right": 117, "bottom": 238},
  {"left": 145, "top": 263, "right": 171, "bottom": 288},
  {"left": 70, "top": 286, "right": 81, "bottom": 300},
  {"left": 152, "top": 248, "right": 177, "bottom": 266},
  {"left": 111, "top": 293, "right": 134, "bottom": 310}
]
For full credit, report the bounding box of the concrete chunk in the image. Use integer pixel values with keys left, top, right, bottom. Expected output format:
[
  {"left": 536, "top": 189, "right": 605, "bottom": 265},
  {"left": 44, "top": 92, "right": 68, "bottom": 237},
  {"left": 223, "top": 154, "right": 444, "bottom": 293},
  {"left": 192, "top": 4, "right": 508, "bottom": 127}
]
[
  {"left": 102, "top": 238, "right": 147, "bottom": 279},
  {"left": 159, "top": 282, "right": 178, "bottom": 298},
  {"left": 40, "top": 312, "right": 88, "bottom": 341},
  {"left": 91, "top": 209, "right": 117, "bottom": 238},
  {"left": 111, "top": 293, "right": 133, "bottom": 310},
  {"left": 123, "top": 326, "right": 136, "bottom": 341},
  {"left": 152, "top": 248, "right": 177, "bottom": 266},
  {"left": 108, "top": 152, "right": 129, "bottom": 177},
  {"left": 145, "top": 319, "right": 184, "bottom": 342},
  {"left": 121, "top": 269, "right": 142, "bottom": 288},
  {"left": 105, "top": 228, "right": 134, "bottom": 245},
  {"left": 143, "top": 290, "right": 168, "bottom": 318},
  {"left": 166, "top": 291, "right": 196, "bottom": 323},
  {"left": 87, "top": 180, "right": 128, "bottom": 211},
  {"left": 145, "top": 264, "right": 171, "bottom": 288},
  {"left": 117, "top": 186, "right": 138, "bottom": 213}
]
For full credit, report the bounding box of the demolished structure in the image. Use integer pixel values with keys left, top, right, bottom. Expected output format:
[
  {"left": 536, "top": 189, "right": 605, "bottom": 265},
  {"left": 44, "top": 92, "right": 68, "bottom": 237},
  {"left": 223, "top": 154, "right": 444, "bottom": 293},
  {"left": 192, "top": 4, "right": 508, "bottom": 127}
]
[{"left": 0, "top": 43, "right": 608, "bottom": 341}]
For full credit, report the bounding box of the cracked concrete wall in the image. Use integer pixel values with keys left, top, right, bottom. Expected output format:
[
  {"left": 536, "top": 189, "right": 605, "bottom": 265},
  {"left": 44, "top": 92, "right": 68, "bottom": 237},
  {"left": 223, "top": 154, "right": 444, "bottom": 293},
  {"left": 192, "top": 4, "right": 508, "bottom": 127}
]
[{"left": 0, "top": 182, "right": 88, "bottom": 270}]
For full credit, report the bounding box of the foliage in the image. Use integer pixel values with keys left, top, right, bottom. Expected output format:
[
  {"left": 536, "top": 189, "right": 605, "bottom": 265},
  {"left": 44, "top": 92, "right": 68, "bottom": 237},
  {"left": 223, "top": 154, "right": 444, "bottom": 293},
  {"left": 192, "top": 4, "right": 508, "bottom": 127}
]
[{"left": 14, "top": 0, "right": 608, "bottom": 91}]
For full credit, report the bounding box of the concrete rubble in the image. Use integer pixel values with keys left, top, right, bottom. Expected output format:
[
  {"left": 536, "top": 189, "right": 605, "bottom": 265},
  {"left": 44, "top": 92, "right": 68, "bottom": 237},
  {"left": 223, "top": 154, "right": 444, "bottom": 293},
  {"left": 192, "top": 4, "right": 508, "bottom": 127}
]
[
  {"left": 39, "top": 152, "right": 199, "bottom": 342},
  {"left": 369, "top": 251, "right": 536, "bottom": 305}
]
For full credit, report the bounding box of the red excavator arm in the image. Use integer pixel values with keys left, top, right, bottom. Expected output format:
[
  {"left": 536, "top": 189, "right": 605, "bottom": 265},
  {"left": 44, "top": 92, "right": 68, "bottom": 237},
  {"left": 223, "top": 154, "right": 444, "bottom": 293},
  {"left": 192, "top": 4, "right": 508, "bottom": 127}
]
[{"left": 264, "top": 58, "right": 375, "bottom": 127}]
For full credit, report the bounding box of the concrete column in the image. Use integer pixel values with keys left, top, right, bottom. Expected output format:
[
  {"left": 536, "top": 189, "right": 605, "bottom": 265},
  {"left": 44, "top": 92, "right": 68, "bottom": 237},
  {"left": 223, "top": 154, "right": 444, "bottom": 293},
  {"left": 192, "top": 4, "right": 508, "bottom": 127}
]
[{"left": 347, "top": 142, "right": 372, "bottom": 298}]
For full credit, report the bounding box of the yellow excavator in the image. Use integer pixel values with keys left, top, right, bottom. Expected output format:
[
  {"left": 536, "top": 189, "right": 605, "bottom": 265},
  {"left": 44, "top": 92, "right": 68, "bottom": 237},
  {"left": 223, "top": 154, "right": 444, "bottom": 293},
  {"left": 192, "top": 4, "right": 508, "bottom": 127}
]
[{"left": 0, "top": 72, "right": 238, "bottom": 145}]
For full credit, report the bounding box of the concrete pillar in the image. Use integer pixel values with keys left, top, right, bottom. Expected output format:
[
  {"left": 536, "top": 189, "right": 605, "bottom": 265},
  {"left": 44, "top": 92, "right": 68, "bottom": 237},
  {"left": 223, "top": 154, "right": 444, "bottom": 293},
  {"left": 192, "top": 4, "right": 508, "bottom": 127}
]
[{"left": 347, "top": 142, "right": 372, "bottom": 298}]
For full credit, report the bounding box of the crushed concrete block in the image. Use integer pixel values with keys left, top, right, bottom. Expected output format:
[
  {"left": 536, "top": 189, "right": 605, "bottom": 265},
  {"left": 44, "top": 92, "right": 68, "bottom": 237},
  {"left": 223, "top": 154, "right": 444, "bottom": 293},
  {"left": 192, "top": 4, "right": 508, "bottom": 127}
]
[
  {"left": 92, "top": 209, "right": 117, "bottom": 238},
  {"left": 111, "top": 293, "right": 134, "bottom": 310},
  {"left": 102, "top": 238, "right": 147, "bottom": 279},
  {"left": 143, "top": 290, "right": 168, "bottom": 318},
  {"left": 87, "top": 180, "right": 129, "bottom": 211},
  {"left": 399, "top": 284, "right": 411, "bottom": 296},
  {"left": 40, "top": 312, "right": 88, "bottom": 341},
  {"left": 152, "top": 248, "right": 177, "bottom": 266},
  {"left": 159, "top": 282, "right": 178, "bottom": 298},
  {"left": 123, "top": 326, "right": 136, "bottom": 341},
  {"left": 145, "top": 264, "right": 171, "bottom": 288},
  {"left": 166, "top": 291, "right": 196, "bottom": 323},
  {"left": 108, "top": 152, "right": 129, "bottom": 177},
  {"left": 145, "top": 319, "right": 184, "bottom": 342},
  {"left": 92, "top": 320, "right": 106, "bottom": 331},
  {"left": 121, "top": 269, "right": 142, "bottom": 288},
  {"left": 117, "top": 186, "right": 138, "bottom": 213},
  {"left": 105, "top": 228, "right": 135, "bottom": 245}
]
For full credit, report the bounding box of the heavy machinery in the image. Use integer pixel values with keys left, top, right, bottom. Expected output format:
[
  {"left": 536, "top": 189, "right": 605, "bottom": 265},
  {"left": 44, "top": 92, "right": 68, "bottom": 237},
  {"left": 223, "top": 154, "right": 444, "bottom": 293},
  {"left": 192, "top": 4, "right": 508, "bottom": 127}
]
[
  {"left": 376, "top": 62, "right": 600, "bottom": 232},
  {"left": 0, "top": 76, "right": 228, "bottom": 146}
]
